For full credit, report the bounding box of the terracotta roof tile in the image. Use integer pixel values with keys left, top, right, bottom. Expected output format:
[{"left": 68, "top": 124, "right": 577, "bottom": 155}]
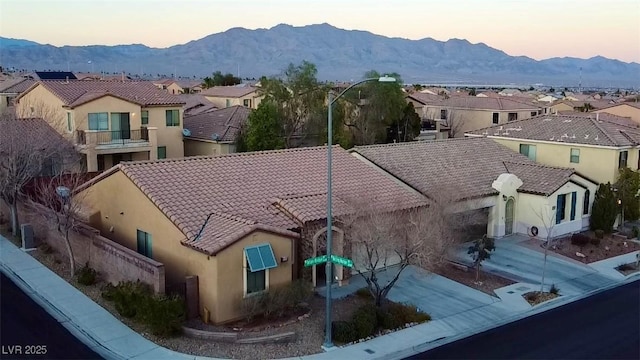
[
  {"left": 184, "top": 105, "right": 250, "bottom": 142},
  {"left": 0, "top": 78, "right": 36, "bottom": 94},
  {"left": 200, "top": 85, "right": 258, "bottom": 98},
  {"left": 0, "top": 117, "right": 73, "bottom": 154},
  {"left": 89, "top": 146, "right": 427, "bottom": 255},
  {"left": 353, "top": 138, "right": 575, "bottom": 199},
  {"left": 408, "top": 94, "right": 541, "bottom": 110},
  {"left": 467, "top": 114, "right": 640, "bottom": 147},
  {"left": 20, "top": 80, "right": 185, "bottom": 108}
]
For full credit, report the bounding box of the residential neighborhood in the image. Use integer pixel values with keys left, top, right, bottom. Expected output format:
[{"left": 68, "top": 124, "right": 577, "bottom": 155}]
[{"left": 1, "top": 2, "right": 639, "bottom": 359}]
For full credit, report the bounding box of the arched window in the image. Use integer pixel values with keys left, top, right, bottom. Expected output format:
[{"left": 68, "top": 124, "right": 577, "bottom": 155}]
[{"left": 583, "top": 189, "right": 590, "bottom": 215}]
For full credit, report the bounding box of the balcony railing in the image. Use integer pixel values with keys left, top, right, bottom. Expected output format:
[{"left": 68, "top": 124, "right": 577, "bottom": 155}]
[{"left": 76, "top": 128, "right": 149, "bottom": 146}]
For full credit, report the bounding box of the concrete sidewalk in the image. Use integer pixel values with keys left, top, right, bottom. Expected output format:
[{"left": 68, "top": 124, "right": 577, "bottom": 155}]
[{"left": 2, "top": 235, "right": 638, "bottom": 360}]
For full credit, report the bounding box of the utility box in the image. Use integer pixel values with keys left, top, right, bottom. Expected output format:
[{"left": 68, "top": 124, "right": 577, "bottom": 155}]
[{"left": 21, "top": 223, "right": 35, "bottom": 250}]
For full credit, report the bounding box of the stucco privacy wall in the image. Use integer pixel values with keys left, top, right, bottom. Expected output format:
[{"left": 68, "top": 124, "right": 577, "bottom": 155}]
[
  {"left": 1, "top": 201, "right": 165, "bottom": 293},
  {"left": 183, "top": 139, "right": 236, "bottom": 157}
]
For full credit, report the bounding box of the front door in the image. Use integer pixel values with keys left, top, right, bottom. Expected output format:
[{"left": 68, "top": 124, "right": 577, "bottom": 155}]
[
  {"left": 110, "top": 113, "right": 131, "bottom": 140},
  {"left": 505, "top": 197, "right": 514, "bottom": 235}
]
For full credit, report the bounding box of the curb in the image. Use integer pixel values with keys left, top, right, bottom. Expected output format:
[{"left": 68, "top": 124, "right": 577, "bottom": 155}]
[{"left": 382, "top": 274, "right": 639, "bottom": 360}]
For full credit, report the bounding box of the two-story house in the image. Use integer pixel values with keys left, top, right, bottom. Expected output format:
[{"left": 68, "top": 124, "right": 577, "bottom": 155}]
[
  {"left": 15, "top": 81, "right": 185, "bottom": 172},
  {"left": 183, "top": 105, "right": 251, "bottom": 156},
  {"left": 594, "top": 102, "right": 640, "bottom": 124},
  {"left": 465, "top": 113, "right": 640, "bottom": 184},
  {"left": 200, "top": 85, "right": 262, "bottom": 109},
  {"left": 0, "top": 78, "right": 36, "bottom": 113},
  {"left": 407, "top": 93, "right": 544, "bottom": 137}
]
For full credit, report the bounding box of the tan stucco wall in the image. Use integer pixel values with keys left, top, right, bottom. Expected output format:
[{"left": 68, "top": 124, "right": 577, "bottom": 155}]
[
  {"left": 423, "top": 106, "right": 540, "bottom": 136},
  {"left": 144, "top": 107, "right": 184, "bottom": 159},
  {"left": 214, "top": 231, "right": 294, "bottom": 323},
  {"left": 166, "top": 83, "right": 182, "bottom": 95},
  {"left": 595, "top": 104, "right": 640, "bottom": 123},
  {"left": 184, "top": 139, "right": 235, "bottom": 156},
  {"left": 80, "top": 170, "right": 294, "bottom": 323},
  {"left": 73, "top": 96, "right": 141, "bottom": 131},
  {"left": 204, "top": 93, "right": 263, "bottom": 109},
  {"left": 16, "top": 84, "right": 67, "bottom": 133},
  {"left": 550, "top": 102, "right": 575, "bottom": 114},
  {"left": 491, "top": 137, "right": 637, "bottom": 184}
]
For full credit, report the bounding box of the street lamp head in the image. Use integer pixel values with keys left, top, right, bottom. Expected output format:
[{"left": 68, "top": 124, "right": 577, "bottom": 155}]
[{"left": 378, "top": 75, "right": 396, "bottom": 83}]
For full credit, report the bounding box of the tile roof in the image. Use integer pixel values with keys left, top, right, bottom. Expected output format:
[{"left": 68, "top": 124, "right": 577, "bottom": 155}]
[
  {"left": 200, "top": 85, "right": 258, "bottom": 98},
  {"left": 552, "top": 99, "right": 614, "bottom": 110},
  {"left": 18, "top": 80, "right": 185, "bottom": 108},
  {"left": 0, "top": 117, "right": 73, "bottom": 155},
  {"left": 0, "top": 78, "right": 36, "bottom": 94},
  {"left": 557, "top": 111, "right": 638, "bottom": 128},
  {"left": 597, "top": 102, "right": 640, "bottom": 111},
  {"left": 466, "top": 114, "right": 640, "bottom": 147},
  {"left": 407, "top": 94, "right": 541, "bottom": 110},
  {"left": 184, "top": 105, "right": 250, "bottom": 142},
  {"left": 83, "top": 146, "right": 427, "bottom": 255},
  {"left": 352, "top": 137, "right": 576, "bottom": 200},
  {"left": 177, "top": 94, "right": 217, "bottom": 115}
]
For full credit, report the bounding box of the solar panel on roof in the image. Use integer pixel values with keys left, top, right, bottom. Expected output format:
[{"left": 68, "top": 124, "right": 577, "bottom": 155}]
[{"left": 35, "top": 71, "right": 77, "bottom": 80}]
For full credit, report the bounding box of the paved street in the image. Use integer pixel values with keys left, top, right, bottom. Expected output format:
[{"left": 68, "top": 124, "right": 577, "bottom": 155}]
[
  {"left": 407, "top": 279, "right": 640, "bottom": 360},
  {"left": 0, "top": 273, "right": 101, "bottom": 360}
]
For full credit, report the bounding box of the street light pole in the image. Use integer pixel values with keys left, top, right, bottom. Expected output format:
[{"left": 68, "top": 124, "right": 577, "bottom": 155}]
[{"left": 323, "top": 75, "right": 396, "bottom": 349}]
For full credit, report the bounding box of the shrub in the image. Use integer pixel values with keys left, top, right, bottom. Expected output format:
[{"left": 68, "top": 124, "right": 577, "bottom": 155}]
[
  {"left": 378, "top": 302, "right": 431, "bottom": 330},
  {"left": 101, "top": 281, "right": 151, "bottom": 318},
  {"left": 332, "top": 320, "right": 357, "bottom": 343},
  {"left": 39, "top": 243, "right": 54, "bottom": 254},
  {"left": 139, "top": 294, "right": 185, "bottom": 337},
  {"left": 633, "top": 227, "right": 640, "bottom": 239},
  {"left": 286, "top": 279, "right": 313, "bottom": 307},
  {"left": 355, "top": 287, "right": 373, "bottom": 300},
  {"left": 571, "top": 233, "right": 590, "bottom": 247},
  {"left": 352, "top": 304, "right": 378, "bottom": 339},
  {"left": 76, "top": 262, "right": 98, "bottom": 286},
  {"left": 594, "top": 230, "right": 605, "bottom": 239},
  {"left": 589, "top": 183, "right": 618, "bottom": 233},
  {"left": 549, "top": 284, "right": 560, "bottom": 295},
  {"left": 590, "top": 237, "right": 601, "bottom": 246},
  {"left": 525, "top": 292, "right": 539, "bottom": 302},
  {"left": 240, "top": 295, "right": 263, "bottom": 322}
]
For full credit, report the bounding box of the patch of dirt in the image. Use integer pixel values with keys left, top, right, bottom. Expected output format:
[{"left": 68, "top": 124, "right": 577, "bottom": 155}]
[
  {"left": 0, "top": 223, "right": 22, "bottom": 247},
  {"left": 616, "top": 262, "right": 640, "bottom": 276},
  {"left": 523, "top": 291, "right": 559, "bottom": 306},
  {"left": 435, "top": 263, "right": 516, "bottom": 296},
  {"left": 547, "top": 232, "right": 640, "bottom": 263}
]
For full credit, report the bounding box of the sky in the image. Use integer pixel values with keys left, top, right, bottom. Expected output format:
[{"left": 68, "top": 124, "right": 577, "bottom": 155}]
[{"left": 1, "top": 0, "right": 639, "bottom": 63}]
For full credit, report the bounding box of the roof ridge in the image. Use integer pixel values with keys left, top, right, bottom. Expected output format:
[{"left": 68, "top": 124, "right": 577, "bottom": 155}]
[
  {"left": 588, "top": 117, "right": 619, "bottom": 145},
  {"left": 354, "top": 137, "right": 478, "bottom": 150}
]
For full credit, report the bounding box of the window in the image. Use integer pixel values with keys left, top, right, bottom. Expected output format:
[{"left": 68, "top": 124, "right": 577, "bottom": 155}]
[
  {"left": 570, "top": 192, "right": 577, "bottom": 221},
  {"left": 244, "top": 244, "right": 278, "bottom": 296},
  {"left": 88, "top": 112, "right": 108, "bottom": 130},
  {"left": 225, "top": 99, "right": 231, "bottom": 107},
  {"left": 519, "top": 144, "right": 537, "bottom": 161},
  {"left": 531, "top": 111, "right": 537, "bottom": 117},
  {"left": 157, "top": 146, "right": 166, "bottom": 159},
  {"left": 556, "top": 194, "right": 567, "bottom": 224},
  {"left": 492, "top": 112, "right": 499, "bottom": 124},
  {"left": 619, "top": 151, "right": 628, "bottom": 168},
  {"left": 141, "top": 110, "right": 149, "bottom": 126},
  {"left": 66, "top": 112, "right": 73, "bottom": 132},
  {"left": 243, "top": 99, "right": 252, "bottom": 108},
  {"left": 136, "top": 230, "right": 152, "bottom": 258},
  {"left": 440, "top": 109, "right": 447, "bottom": 120},
  {"left": 570, "top": 148, "right": 580, "bottom": 163},
  {"left": 165, "top": 109, "right": 180, "bottom": 126},
  {"left": 583, "top": 189, "right": 590, "bottom": 215},
  {"left": 508, "top": 112, "right": 518, "bottom": 121}
]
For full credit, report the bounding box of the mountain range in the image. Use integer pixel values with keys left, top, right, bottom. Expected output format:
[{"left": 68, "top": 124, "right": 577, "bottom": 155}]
[{"left": 1, "top": 23, "right": 639, "bottom": 87}]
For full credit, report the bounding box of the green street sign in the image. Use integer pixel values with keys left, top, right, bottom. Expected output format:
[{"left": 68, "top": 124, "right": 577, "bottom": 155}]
[
  {"left": 330, "top": 254, "right": 353, "bottom": 268},
  {"left": 304, "top": 255, "right": 328, "bottom": 267}
]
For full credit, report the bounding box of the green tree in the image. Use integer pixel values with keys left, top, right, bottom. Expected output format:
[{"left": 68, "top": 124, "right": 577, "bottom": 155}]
[
  {"left": 590, "top": 183, "right": 618, "bottom": 233},
  {"left": 387, "top": 102, "right": 421, "bottom": 143},
  {"left": 467, "top": 235, "right": 496, "bottom": 281},
  {"left": 207, "top": 71, "right": 242, "bottom": 87},
  {"left": 259, "top": 61, "right": 327, "bottom": 147},
  {"left": 202, "top": 77, "right": 215, "bottom": 89},
  {"left": 468, "top": 88, "right": 476, "bottom": 96},
  {"left": 614, "top": 168, "right": 640, "bottom": 221},
  {"left": 234, "top": 127, "right": 248, "bottom": 153},
  {"left": 244, "top": 101, "right": 285, "bottom": 151},
  {"left": 343, "top": 70, "right": 405, "bottom": 145}
]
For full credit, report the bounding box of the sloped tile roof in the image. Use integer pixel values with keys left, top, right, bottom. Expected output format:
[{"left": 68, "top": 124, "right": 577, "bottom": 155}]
[
  {"left": 0, "top": 78, "right": 36, "bottom": 94},
  {"left": 184, "top": 105, "right": 251, "bottom": 142},
  {"left": 466, "top": 114, "right": 640, "bottom": 147},
  {"left": 597, "top": 102, "right": 640, "bottom": 111},
  {"left": 557, "top": 111, "right": 638, "bottom": 128},
  {"left": 352, "top": 138, "right": 575, "bottom": 200},
  {"left": 19, "top": 80, "right": 185, "bottom": 108},
  {"left": 408, "top": 94, "right": 541, "bottom": 110},
  {"left": 0, "top": 117, "right": 73, "bottom": 155},
  {"left": 83, "top": 146, "right": 427, "bottom": 255},
  {"left": 200, "top": 85, "right": 258, "bottom": 98}
]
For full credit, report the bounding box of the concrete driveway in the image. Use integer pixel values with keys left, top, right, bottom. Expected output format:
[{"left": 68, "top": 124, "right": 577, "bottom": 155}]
[{"left": 450, "top": 235, "right": 618, "bottom": 296}]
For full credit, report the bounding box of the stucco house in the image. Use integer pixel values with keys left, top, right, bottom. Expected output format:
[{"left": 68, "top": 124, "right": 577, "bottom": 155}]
[
  {"left": 465, "top": 114, "right": 640, "bottom": 185},
  {"left": 406, "top": 94, "right": 545, "bottom": 137},
  {"left": 165, "top": 80, "right": 203, "bottom": 95},
  {"left": 351, "top": 138, "right": 597, "bottom": 240},
  {"left": 178, "top": 94, "right": 217, "bottom": 117},
  {"left": 594, "top": 102, "right": 640, "bottom": 124},
  {"left": 77, "top": 146, "right": 426, "bottom": 324},
  {"left": 200, "top": 85, "right": 262, "bottom": 109},
  {"left": 0, "top": 78, "right": 36, "bottom": 113},
  {"left": 183, "top": 105, "right": 250, "bottom": 156},
  {"left": 14, "top": 80, "right": 185, "bottom": 172}
]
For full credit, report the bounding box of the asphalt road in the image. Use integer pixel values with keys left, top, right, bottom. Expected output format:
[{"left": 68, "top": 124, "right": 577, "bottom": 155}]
[
  {"left": 408, "top": 279, "right": 640, "bottom": 360},
  {"left": 0, "top": 273, "right": 101, "bottom": 360}
]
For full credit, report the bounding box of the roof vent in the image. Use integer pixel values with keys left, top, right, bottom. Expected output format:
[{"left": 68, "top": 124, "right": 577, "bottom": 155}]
[
  {"left": 182, "top": 128, "right": 191, "bottom": 137},
  {"left": 211, "top": 133, "right": 220, "bottom": 141}
]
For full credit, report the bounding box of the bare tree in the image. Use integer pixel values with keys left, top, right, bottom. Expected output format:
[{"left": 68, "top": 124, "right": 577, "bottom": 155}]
[
  {"left": 340, "top": 191, "right": 463, "bottom": 306},
  {"left": 29, "top": 170, "right": 89, "bottom": 277},
  {"left": 532, "top": 204, "right": 557, "bottom": 292},
  {"left": 445, "top": 109, "right": 466, "bottom": 138},
  {"left": 0, "top": 114, "right": 66, "bottom": 237}
]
